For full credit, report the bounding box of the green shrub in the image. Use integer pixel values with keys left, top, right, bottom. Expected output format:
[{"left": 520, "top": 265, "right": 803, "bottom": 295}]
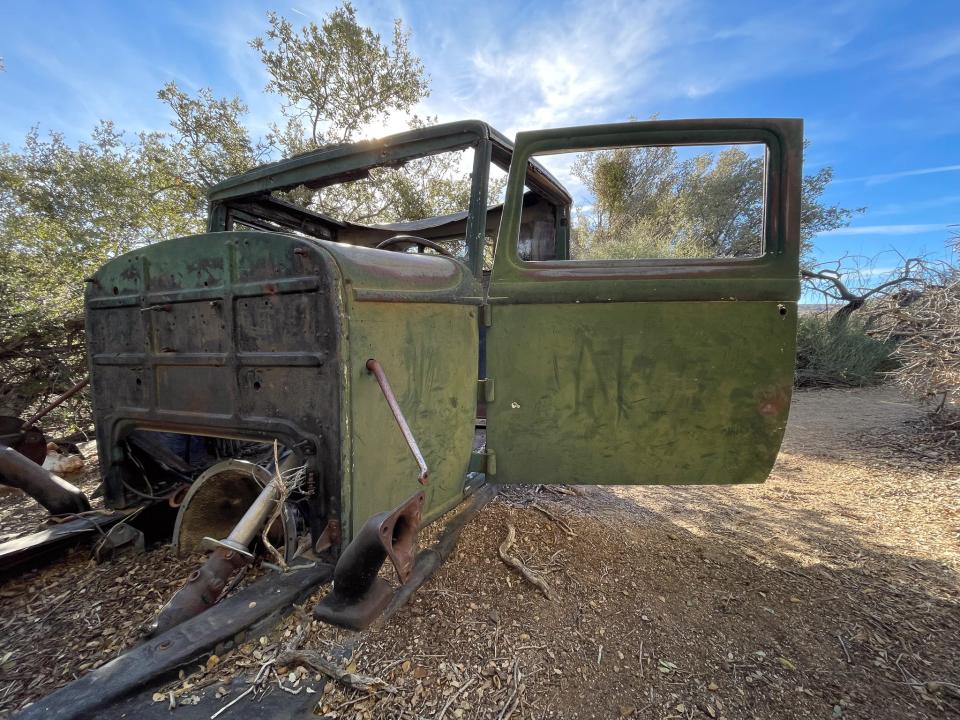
[{"left": 795, "top": 313, "right": 897, "bottom": 388}]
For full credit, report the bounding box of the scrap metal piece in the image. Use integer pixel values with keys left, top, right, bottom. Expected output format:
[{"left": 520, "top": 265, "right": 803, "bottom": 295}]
[
  {"left": 0, "top": 441, "right": 91, "bottom": 515},
  {"left": 92, "top": 522, "right": 145, "bottom": 563},
  {"left": 313, "top": 490, "right": 424, "bottom": 630},
  {"left": 0, "top": 415, "right": 46, "bottom": 465},
  {"left": 0, "top": 510, "right": 127, "bottom": 576},
  {"left": 365, "top": 358, "right": 429, "bottom": 485}
]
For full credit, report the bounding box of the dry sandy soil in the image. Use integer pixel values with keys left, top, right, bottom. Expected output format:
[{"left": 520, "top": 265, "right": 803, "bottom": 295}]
[{"left": 1, "top": 386, "right": 958, "bottom": 719}]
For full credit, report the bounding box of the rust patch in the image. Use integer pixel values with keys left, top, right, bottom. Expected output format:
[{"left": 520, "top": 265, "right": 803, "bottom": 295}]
[{"left": 757, "top": 386, "right": 791, "bottom": 417}]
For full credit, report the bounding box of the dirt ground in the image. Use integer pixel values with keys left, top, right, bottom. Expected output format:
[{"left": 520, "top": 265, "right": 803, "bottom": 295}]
[{"left": 1, "top": 386, "right": 958, "bottom": 719}]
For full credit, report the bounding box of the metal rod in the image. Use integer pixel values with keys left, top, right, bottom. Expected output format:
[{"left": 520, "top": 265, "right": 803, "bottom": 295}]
[
  {"left": 202, "top": 476, "right": 281, "bottom": 558},
  {"left": 21, "top": 376, "right": 90, "bottom": 430},
  {"left": 224, "top": 478, "right": 281, "bottom": 548},
  {"left": 365, "top": 358, "right": 429, "bottom": 485}
]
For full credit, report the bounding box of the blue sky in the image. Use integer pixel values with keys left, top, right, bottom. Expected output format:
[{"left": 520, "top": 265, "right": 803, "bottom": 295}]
[{"left": 1, "top": 0, "right": 958, "bottom": 276}]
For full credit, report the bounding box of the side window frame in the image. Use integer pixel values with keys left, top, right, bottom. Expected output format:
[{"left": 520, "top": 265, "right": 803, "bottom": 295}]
[{"left": 489, "top": 119, "right": 802, "bottom": 303}]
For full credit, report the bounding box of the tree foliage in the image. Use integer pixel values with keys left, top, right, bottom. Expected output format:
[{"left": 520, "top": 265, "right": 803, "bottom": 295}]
[
  {"left": 251, "top": 4, "right": 428, "bottom": 149},
  {"left": 570, "top": 139, "right": 861, "bottom": 265},
  {"left": 248, "top": 6, "right": 480, "bottom": 225},
  {"left": 0, "top": 3, "right": 463, "bottom": 427},
  {"left": 0, "top": 123, "right": 195, "bottom": 420}
]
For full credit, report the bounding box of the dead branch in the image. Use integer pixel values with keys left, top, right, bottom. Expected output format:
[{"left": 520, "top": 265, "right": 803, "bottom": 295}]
[
  {"left": 867, "top": 268, "right": 960, "bottom": 413},
  {"left": 274, "top": 649, "right": 398, "bottom": 694},
  {"left": 530, "top": 502, "right": 577, "bottom": 537},
  {"left": 801, "top": 257, "right": 925, "bottom": 321},
  {"left": 498, "top": 524, "right": 559, "bottom": 601}
]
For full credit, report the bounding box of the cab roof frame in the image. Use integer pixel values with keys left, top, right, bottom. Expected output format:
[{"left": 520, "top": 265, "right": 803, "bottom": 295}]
[{"left": 206, "top": 120, "right": 572, "bottom": 277}]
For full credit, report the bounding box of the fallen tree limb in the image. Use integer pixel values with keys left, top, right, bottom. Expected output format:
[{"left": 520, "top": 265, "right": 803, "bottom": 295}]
[
  {"left": 530, "top": 502, "right": 576, "bottom": 536},
  {"left": 498, "top": 523, "right": 559, "bottom": 601},
  {"left": 275, "top": 649, "right": 398, "bottom": 694}
]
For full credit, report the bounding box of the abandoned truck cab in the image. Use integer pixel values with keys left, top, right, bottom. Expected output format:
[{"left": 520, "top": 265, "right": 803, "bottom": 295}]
[{"left": 83, "top": 118, "right": 801, "bottom": 632}]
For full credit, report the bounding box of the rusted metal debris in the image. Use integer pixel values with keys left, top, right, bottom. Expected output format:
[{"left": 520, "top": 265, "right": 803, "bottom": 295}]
[
  {"left": 152, "top": 460, "right": 294, "bottom": 636},
  {"left": 16, "top": 563, "right": 334, "bottom": 720},
  {"left": 0, "top": 510, "right": 126, "bottom": 576},
  {"left": 0, "top": 442, "right": 90, "bottom": 516},
  {"left": 0, "top": 416, "right": 46, "bottom": 465}
]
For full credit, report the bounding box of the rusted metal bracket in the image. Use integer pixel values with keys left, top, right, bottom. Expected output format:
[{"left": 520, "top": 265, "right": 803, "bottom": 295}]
[
  {"left": 313, "top": 490, "right": 425, "bottom": 630},
  {"left": 366, "top": 358, "right": 429, "bottom": 485},
  {"left": 469, "top": 449, "right": 496, "bottom": 476},
  {"left": 478, "top": 378, "right": 495, "bottom": 403}
]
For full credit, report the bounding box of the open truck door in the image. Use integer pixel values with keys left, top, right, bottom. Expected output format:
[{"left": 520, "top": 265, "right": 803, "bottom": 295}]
[{"left": 484, "top": 119, "right": 802, "bottom": 486}]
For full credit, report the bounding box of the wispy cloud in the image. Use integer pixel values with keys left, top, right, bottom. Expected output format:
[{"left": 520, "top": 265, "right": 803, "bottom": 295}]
[
  {"left": 870, "top": 194, "right": 960, "bottom": 216},
  {"left": 817, "top": 223, "right": 949, "bottom": 236},
  {"left": 836, "top": 164, "right": 960, "bottom": 186},
  {"left": 456, "top": 1, "right": 680, "bottom": 134},
  {"left": 901, "top": 29, "right": 960, "bottom": 68},
  {"left": 859, "top": 265, "right": 898, "bottom": 277},
  {"left": 396, "top": 0, "right": 871, "bottom": 139}
]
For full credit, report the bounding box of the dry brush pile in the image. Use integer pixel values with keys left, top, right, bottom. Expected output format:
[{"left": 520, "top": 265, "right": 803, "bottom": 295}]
[
  {"left": 872, "top": 277, "right": 960, "bottom": 412},
  {"left": 863, "top": 256, "right": 960, "bottom": 460},
  {"left": 0, "top": 307, "right": 91, "bottom": 437}
]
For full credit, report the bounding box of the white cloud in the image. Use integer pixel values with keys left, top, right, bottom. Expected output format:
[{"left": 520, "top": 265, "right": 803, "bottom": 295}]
[
  {"left": 381, "top": 0, "right": 872, "bottom": 140},
  {"left": 871, "top": 194, "right": 960, "bottom": 216},
  {"left": 456, "top": 1, "right": 678, "bottom": 134},
  {"left": 817, "top": 223, "right": 948, "bottom": 236},
  {"left": 836, "top": 164, "right": 960, "bottom": 186}
]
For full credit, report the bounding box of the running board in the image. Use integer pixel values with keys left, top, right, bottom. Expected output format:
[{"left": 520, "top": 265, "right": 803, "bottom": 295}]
[{"left": 16, "top": 563, "right": 334, "bottom": 720}]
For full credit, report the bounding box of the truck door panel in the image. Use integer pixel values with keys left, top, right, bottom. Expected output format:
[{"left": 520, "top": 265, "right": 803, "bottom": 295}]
[{"left": 485, "top": 119, "right": 802, "bottom": 486}]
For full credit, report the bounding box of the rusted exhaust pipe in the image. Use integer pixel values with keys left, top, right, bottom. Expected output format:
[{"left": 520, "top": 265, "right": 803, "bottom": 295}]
[
  {"left": 149, "top": 472, "right": 284, "bottom": 636},
  {"left": 313, "top": 490, "right": 425, "bottom": 630},
  {"left": 148, "top": 546, "right": 249, "bottom": 637},
  {"left": 0, "top": 441, "right": 90, "bottom": 515}
]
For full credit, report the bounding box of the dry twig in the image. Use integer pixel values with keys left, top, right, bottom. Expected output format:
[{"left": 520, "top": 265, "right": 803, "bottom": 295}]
[
  {"left": 530, "top": 503, "right": 577, "bottom": 536},
  {"left": 498, "top": 524, "right": 559, "bottom": 601},
  {"left": 275, "top": 650, "right": 398, "bottom": 694},
  {"left": 436, "top": 676, "right": 477, "bottom": 720}
]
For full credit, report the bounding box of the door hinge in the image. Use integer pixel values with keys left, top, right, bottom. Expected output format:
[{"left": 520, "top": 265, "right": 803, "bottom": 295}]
[
  {"left": 480, "top": 304, "right": 492, "bottom": 327},
  {"left": 469, "top": 449, "right": 496, "bottom": 476},
  {"left": 478, "top": 378, "right": 495, "bottom": 403}
]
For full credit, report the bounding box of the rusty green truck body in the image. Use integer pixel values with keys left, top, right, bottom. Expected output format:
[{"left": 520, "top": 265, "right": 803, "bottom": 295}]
[{"left": 85, "top": 118, "right": 801, "bottom": 550}]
